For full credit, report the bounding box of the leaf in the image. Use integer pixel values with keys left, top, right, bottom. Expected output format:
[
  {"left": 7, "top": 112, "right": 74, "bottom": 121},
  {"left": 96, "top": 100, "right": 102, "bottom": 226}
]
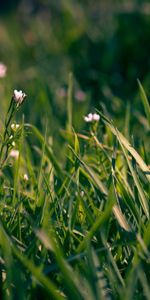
[
  {"left": 103, "top": 119, "right": 150, "bottom": 183},
  {"left": 109, "top": 127, "right": 149, "bottom": 219},
  {"left": 69, "top": 146, "right": 108, "bottom": 195},
  {"left": 35, "top": 228, "right": 93, "bottom": 300},
  {"left": 67, "top": 72, "right": 73, "bottom": 132},
  {"left": 0, "top": 223, "right": 65, "bottom": 300},
  {"left": 113, "top": 204, "right": 130, "bottom": 232},
  {"left": 137, "top": 79, "right": 150, "bottom": 127},
  {"left": 76, "top": 184, "right": 115, "bottom": 253}
]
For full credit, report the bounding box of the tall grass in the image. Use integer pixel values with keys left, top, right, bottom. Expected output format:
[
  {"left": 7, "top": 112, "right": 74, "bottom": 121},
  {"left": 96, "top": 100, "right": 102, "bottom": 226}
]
[{"left": 0, "top": 82, "right": 149, "bottom": 300}]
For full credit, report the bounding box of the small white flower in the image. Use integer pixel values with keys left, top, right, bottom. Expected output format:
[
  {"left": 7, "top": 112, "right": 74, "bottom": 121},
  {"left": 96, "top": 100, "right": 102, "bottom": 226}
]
[
  {"left": 92, "top": 113, "right": 100, "bottom": 121},
  {"left": 0, "top": 63, "right": 7, "bottom": 78},
  {"left": 84, "top": 113, "right": 93, "bottom": 122},
  {"left": 9, "top": 149, "right": 19, "bottom": 159},
  {"left": 13, "top": 89, "right": 26, "bottom": 106},
  {"left": 84, "top": 113, "right": 100, "bottom": 123},
  {"left": 9, "top": 135, "right": 16, "bottom": 147},
  {"left": 23, "top": 173, "right": 29, "bottom": 181},
  {"left": 12, "top": 141, "right": 16, "bottom": 147},
  {"left": 11, "top": 123, "right": 20, "bottom": 131},
  {"left": 80, "top": 191, "right": 84, "bottom": 197}
]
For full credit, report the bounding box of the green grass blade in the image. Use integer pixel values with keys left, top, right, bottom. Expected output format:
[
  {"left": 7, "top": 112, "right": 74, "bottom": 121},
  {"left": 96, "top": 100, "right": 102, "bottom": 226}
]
[
  {"left": 69, "top": 146, "right": 108, "bottom": 195},
  {"left": 24, "top": 123, "right": 64, "bottom": 178},
  {"left": 13, "top": 247, "right": 65, "bottom": 300},
  {"left": 137, "top": 265, "right": 150, "bottom": 300},
  {"left": 0, "top": 222, "right": 65, "bottom": 300},
  {"left": 77, "top": 184, "right": 115, "bottom": 253},
  {"left": 102, "top": 120, "right": 150, "bottom": 183},
  {"left": 35, "top": 228, "right": 92, "bottom": 300},
  {"left": 67, "top": 72, "right": 73, "bottom": 132},
  {"left": 137, "top": 79, "right": 150, "bottom": 127},
  {"left": 117, "top": 131, "right": 149, "bottom": 219}
]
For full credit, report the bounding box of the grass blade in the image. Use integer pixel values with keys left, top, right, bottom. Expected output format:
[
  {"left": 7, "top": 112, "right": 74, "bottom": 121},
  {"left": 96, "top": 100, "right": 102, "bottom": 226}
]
[
  {"left": 137, "top": 79, "right": 150, "bottom": 127},
  {"left": 67, "top": 72, "right": 73, "bottom": 132}
]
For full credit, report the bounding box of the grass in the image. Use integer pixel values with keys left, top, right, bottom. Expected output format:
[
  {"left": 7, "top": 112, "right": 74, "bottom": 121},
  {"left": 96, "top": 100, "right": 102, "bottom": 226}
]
[{"left": 0, "top": 81, "right": 149, "bottom": 300}]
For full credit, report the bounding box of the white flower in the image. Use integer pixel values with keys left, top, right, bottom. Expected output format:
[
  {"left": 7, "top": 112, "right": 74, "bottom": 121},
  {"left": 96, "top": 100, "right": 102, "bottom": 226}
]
[
  {"left": 11, "top": 123, "right": 20, "bottom": 131},
  {"left": 84, "top": 113, "right": 93, "bottom": 122},
  {"left": 9, "top": 135, "right": 16, "bottom": 147},
  {"left": 84, "top": 113, "right": 100, "bottom": 123},
  {"left": 9, "top": 149, "right": 19, "bottom": 159},
  {"left": 13, "top": 90, "right": 26, "bottom": 106},
  {"left": 80, "top": 191, "right": 84, "bottom": 197},
  {"left": 23, "top": 173, "right": 29, "bottom": 181},
  {"left": 12, "top": 141, "right": 16, "bottom": 147},
  {"left": 0, "top": 63, "right": 7, "bottom": 78},
  {"left": 92, "top": 113, "right": 100, "bottom": 121}
]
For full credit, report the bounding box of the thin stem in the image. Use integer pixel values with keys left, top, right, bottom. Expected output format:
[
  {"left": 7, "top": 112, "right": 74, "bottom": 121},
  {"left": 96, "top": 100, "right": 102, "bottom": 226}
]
[{"left": 0, "top": 99, "right": 16, "bottom": 168}]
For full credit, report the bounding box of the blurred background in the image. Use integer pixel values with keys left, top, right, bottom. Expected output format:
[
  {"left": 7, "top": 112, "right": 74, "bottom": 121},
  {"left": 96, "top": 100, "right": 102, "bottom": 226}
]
[{"left": 0, "top": 0, "right": 150, "bottom": 147}]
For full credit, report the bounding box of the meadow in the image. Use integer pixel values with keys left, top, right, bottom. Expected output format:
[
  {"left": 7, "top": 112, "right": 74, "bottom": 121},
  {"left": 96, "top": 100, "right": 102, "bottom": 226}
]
[{"left": 0, "top": 1, "right": 150, "bottom": 299}]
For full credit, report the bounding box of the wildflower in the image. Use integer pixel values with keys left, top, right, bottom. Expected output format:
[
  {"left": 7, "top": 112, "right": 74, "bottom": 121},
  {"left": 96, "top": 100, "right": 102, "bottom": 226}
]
[
  {"left": 12, "top": 141, "right": 16, "bottom": 147},
  {"left": 84, "top": 113, "right": 93, "bottom": 122},
  {"left": 0, "top": 63, "right": 7, "bottom": 78},
  {"left": 9, "top": 135, "right": 13, "bottom": 140},
  {"left": 23, "top": 173, "right": 29, "bottom": 181},
  {"left": 9, "top": 149, "right": 19, "bottom": 159},
  {"left": 11, "top": 123, "right": 20, "bottom": 131},
  {"left": 84, "top": 113, "right": 100, "bottom": 122},
  {"left": 80, "top": 191, "right": 84, "bottom": 197},
  {"left": 92, "top": 113, "right": 100, "bottom": 121},
  {"left": 75, "top": 90, "right": 86, "bottom": 102},
  {"left": 13, "top": 90, "right": 26, "bottom": 107},
  {"left": 57, "top": 88, "right": 67, "bottom": 98},
  {"left": 9, "top": 135, "right": 16, "bottom": 147}
]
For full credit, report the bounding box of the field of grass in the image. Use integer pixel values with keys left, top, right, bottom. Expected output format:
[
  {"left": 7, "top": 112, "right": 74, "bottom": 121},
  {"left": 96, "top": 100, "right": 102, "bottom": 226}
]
[
  {"left": 0, "top": 1, "right": 150, "bottom": 299},
  {"left": 0, "top": 77, "right": 149, "bottom": 299}
]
